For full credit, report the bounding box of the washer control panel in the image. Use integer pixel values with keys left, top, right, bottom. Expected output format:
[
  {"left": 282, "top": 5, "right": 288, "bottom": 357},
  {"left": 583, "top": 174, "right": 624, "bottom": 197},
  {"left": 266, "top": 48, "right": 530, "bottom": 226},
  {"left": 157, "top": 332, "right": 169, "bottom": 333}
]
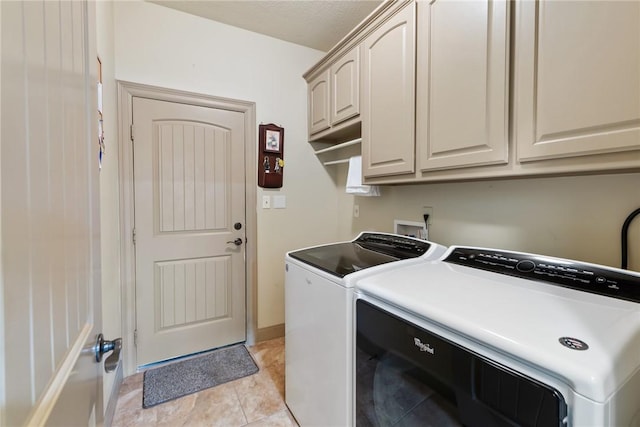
[
  {"left": 444, "top": 247, "right": 640, "bottom": 303},
  {"left": 356, "top": 233, "right": 430, "bottom": 258}
]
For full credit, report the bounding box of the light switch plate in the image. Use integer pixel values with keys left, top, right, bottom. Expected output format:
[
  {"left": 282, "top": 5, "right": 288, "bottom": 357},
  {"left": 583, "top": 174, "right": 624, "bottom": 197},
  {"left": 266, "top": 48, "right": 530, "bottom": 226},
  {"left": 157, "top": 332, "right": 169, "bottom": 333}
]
[{"left": 262, "top": 195, "right": 271, "bottom": 209}]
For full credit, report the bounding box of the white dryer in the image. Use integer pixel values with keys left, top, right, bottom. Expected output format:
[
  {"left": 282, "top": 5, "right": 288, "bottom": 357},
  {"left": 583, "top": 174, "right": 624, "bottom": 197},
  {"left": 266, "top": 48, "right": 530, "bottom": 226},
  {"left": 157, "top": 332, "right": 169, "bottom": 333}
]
[
  {"left": 285, "top": 232, "right": 447, "bottom": 427},
  {"left": 355, "top": 246, "right": 640, "bottom": 426}
]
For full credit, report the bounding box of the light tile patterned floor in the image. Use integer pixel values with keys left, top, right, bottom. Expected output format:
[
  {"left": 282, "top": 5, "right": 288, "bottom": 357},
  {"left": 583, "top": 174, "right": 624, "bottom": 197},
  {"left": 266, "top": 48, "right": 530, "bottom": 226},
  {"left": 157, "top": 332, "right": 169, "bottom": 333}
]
[{"left": 112, "top": 337, "right": 297, "bottom": 427}]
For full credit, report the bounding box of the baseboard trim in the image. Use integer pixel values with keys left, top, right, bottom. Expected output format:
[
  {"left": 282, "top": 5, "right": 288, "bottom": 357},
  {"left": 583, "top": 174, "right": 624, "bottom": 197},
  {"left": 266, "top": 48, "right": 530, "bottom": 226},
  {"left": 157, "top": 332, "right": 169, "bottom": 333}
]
[{"left": 255, "top": 323, "right": 284, "bottom": 342}]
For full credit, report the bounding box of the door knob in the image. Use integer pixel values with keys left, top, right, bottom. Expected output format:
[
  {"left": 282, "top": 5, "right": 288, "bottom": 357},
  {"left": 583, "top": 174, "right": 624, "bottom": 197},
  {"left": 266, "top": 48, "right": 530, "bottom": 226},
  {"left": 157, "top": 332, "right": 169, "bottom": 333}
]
[
  {"left": 227, "top": 238, "right": 243, "bottom": 246},
  {"left": 94, "top": 333, "right": 122, "bottom": 373}
]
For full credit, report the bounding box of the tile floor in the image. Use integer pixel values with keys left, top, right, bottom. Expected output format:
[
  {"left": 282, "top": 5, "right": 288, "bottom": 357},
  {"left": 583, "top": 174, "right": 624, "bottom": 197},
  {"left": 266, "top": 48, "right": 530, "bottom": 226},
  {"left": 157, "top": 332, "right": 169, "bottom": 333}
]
[{"left": 112, "top": 337, "right": 298, "bottom": 427}]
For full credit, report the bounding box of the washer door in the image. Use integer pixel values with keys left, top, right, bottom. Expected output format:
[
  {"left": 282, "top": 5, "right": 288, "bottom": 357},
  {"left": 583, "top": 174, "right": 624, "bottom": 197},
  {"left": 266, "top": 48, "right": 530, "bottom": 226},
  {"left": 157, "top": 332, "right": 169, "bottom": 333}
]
[{"left": 356, "top": 300, "right": 567, "bottom": 427}]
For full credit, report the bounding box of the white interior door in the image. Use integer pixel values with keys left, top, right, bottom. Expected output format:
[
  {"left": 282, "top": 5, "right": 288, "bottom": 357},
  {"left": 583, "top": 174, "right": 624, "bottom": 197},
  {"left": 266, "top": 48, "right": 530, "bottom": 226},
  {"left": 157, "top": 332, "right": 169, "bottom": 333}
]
[
  {"left": 133, "top": 97, "right": 247, "bottom": 367},
  {"left": 1, "top": 1, "right": 103, "bottom": 425}
]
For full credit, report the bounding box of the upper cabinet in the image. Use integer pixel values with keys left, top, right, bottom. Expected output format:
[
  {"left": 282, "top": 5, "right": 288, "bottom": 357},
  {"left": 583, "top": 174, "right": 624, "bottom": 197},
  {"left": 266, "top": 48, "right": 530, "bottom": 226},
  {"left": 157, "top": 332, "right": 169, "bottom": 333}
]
[
  {"left": 330, "top": 48, "right": 360, "bottom": 126},
  {"left": 416, "top": 0, "right": 509, "bottom": 172},
  {"left": 305, "top": 0, "right": 640, "bottom": 183},
  {"left": 513, "top": 0, "right": 640, "bottom": 163},
  {"left": 361, "top": 2, "right": 416, "bottom": 178},
  {"left": 307, "top": 70, "right": 331, "bottom": 135},
  {"left": 306, "top": 46, "right": 361, "bottom": 140}
]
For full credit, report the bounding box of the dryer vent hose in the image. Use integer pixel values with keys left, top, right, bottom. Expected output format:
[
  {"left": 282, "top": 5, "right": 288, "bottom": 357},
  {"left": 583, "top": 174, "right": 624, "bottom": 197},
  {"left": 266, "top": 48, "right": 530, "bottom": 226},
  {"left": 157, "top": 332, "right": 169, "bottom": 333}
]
[{"left": 621, "top": 207, "right": 640, "bottom": 270}]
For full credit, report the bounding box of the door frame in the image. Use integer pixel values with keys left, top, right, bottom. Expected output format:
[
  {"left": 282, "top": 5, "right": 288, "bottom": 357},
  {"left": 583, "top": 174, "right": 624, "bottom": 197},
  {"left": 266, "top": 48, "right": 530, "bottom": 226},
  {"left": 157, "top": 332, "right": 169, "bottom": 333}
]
[{"left": 116, "top": 81, "right": 257, "bottom": 376}]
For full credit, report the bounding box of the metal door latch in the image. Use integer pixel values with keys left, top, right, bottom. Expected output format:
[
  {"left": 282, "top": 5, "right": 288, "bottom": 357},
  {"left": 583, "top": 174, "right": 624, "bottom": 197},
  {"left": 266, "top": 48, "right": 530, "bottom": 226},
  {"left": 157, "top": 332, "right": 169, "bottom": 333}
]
[
  {"left": 94, "top": 333, "right": 122, "bottom": 373},
  {"left": 227, "top": 238, "right": 243, "bottom": 246}
]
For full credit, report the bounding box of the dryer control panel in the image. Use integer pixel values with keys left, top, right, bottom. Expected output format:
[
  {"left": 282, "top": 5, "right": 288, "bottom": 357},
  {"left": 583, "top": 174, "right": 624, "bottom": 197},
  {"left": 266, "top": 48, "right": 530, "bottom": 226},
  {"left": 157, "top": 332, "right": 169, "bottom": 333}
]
[{"left": 444, "top": 247, "right": 640, "bottom": 303}]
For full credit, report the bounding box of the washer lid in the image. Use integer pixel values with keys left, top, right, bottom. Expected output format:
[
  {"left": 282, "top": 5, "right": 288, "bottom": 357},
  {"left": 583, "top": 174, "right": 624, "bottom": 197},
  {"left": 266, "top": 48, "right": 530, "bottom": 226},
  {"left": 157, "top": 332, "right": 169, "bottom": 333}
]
[{"left": 288, "top": 232, "right": 434, "bottom": 278}]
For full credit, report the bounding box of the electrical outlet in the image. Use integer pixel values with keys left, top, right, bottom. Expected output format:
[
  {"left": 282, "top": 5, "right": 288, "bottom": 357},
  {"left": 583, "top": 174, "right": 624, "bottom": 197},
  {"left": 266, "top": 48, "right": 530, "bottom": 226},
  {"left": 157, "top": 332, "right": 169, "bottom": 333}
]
[
  {"left": 262, "top": 195, "right": 271, "bottom": 209},
  {"left": 354, "top": 204, "right": 360, "bottom": 218}
]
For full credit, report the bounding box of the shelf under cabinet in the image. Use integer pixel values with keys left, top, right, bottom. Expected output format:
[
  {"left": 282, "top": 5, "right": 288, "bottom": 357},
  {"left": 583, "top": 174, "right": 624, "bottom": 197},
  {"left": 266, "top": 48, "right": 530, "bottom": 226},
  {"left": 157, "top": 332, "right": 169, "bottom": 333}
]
[
  {"left": 313, "top": 137, "right": 361, "bottom": 154},
  {"left": 323, "top": 159, "right": 351, "bottom": 166},
  {"left": 313, "top": 137, "right": 362, "bottom": 166}
]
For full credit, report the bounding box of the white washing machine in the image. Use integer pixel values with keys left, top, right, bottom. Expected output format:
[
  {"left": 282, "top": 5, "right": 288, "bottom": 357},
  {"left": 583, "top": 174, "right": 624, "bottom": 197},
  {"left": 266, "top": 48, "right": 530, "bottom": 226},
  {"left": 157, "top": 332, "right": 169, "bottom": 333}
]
[
  {"left": 354, "top": 246, "right": 640, "bottom": 426},
  {"left": 285, "top": 232, "right": 447, "bottom": 427}
]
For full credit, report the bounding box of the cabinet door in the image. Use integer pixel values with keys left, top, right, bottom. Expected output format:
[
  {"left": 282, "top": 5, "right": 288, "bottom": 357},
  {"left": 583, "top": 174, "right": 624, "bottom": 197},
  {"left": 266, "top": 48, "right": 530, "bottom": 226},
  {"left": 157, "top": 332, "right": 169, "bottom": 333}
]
[
  {"left": 515, "top": 0, "right": 640, "bottom": 162},
  {"left": 330, "top": 47, "right": 360, "bottom": 126},
  {"left": 362, "top": 3, "right": 416, "bottom": 178},
  {"left": 416, "top": 0, "right": 509, "bottom": 171},
  {"left": 308, "top": 69, "right": 331, "bottom": 135}
]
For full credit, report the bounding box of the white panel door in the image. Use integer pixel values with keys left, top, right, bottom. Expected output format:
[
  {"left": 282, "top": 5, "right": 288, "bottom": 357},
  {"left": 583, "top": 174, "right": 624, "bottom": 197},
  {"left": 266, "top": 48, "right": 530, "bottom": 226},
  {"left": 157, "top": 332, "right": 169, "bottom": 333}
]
[
  {"left": 1, "top": 0, "right": 103, "bottom": 425},
  {"left": 133, "top": 97, "right": 246, "bottom": 366}
]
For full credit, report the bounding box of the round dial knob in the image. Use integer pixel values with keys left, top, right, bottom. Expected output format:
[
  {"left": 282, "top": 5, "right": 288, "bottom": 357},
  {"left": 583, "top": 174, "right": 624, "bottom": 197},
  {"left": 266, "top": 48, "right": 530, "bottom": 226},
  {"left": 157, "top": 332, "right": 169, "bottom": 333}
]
[{"left": 516, "top": 260, "right": 536, "bottom": 272}]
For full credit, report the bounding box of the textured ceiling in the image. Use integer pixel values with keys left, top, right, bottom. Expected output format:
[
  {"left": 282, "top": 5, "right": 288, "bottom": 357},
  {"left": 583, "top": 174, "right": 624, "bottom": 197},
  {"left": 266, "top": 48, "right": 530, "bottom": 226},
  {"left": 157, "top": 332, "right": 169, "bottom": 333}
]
[{"left": 149, "top": 0, "right": 383, "bottom": 52}]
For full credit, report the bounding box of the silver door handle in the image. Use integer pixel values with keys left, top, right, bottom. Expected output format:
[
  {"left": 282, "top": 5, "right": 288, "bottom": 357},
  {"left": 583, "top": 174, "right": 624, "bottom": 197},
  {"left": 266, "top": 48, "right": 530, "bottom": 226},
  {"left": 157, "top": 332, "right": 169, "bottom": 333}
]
[
  {"left": 227, "top": 238, "right": 243, "bottom": 246},
  {"left": 94, "top": 333, "right": 122, "bottom": 373}
]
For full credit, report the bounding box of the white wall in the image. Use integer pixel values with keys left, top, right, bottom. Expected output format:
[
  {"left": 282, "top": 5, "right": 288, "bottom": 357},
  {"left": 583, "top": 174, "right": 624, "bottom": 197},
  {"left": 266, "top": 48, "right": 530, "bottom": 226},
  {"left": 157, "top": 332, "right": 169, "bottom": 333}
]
[
  {"left": 106, "top": 0, "right": 640, "bottom": 353},
  {"left": 336, "top": 169, "right": 640, "bottom": 271},
  {"left": 112, "top": 1, "right": 333, "bottom": 329}
]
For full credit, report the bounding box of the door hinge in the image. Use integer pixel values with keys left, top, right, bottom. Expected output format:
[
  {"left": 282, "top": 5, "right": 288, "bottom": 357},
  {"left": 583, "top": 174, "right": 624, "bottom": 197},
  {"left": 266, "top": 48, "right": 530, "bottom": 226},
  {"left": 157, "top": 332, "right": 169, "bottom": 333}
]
[
  {"left": 132, "top": 228, "right": 136, "bottom": 245},
  {"left": 130, "top": 124, "right": 135, "bottom": 141},
  {"left": 134, "top": 329, "right": 138, "bottom": 347}
]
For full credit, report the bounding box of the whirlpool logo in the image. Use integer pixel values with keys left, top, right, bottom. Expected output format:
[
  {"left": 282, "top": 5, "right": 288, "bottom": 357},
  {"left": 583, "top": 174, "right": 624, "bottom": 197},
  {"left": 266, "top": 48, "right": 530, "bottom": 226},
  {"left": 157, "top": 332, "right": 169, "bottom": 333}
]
[{"left": 414, "top": 338, "right": 435, "bottom": 355}]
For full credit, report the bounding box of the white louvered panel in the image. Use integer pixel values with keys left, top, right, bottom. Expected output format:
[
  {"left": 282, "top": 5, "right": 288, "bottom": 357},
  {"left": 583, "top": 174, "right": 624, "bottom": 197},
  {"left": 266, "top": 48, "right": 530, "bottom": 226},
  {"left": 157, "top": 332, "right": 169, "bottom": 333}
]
[
  {"left": 209, "top": 255, "right": 229, "bottom": 318},
  {"left": 159, "top": 124, "right": 174, "bottom": 232},
  {"left": 46, "top": 0, "right": 68, "bottom": 364},
  {"left": 159, "top": 263, "right": 173, "bottom": 328},
  {"left": 184, "top": 260, "right": 197, "bottom": 323},
  {"left": 158, "top": 123, "right": 230, "bottom": 233},
  {"left": 24, "top": 0, "right": 53, "bottom": 398},
  {"left": 211, "top": 129, "right": 229, "bottom": 230},
  {"left": 2, "top": 1, "right": 96, "bottom": 425},
  {"left": 206, "top": 257, "right": 229, "bottom": 319},
  {"left": 65, "top": 0, "right": 91, "bottom": 358},
  {"left": 194, "top": 125, "right": 206, "bottom": 230},
  {"left": 156, "top": 257, "right": 231, "bottom": 329},
  {"left": 204, "top": 128, "right": 216, "bottom": 229},
  {"left": 204, "top": 260, "right": 216, "bottom": 321},
  {"left": 58, "top": 0, "right": 75, "bottom": 360},
  {"left": 3, "top": 1, "right": 33, "bottom": 419},
  {"left": 183, "top": 125, "right": 195, "bottom": 231},
  {"left": 173, "top": 262, "right": 186, "bottom": 325},
  {"left": 195, "top": 260, "right": 207, "bottom": 321},
  {"left": 171, "top": 125, "right": 185, "bottom": 231},
  {"left": 63, "top": 0, "right": 82, "bottom": 340}
]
